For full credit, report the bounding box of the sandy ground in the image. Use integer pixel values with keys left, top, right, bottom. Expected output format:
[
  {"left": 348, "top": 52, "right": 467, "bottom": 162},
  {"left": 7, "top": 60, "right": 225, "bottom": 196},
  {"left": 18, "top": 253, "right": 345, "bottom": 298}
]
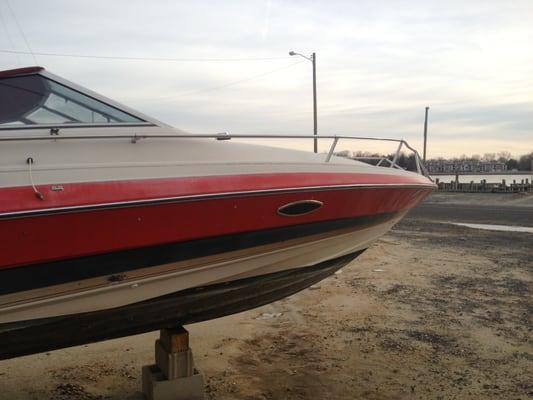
[{"left": 1, "top": 196, "right": 532, "bottom": 399}]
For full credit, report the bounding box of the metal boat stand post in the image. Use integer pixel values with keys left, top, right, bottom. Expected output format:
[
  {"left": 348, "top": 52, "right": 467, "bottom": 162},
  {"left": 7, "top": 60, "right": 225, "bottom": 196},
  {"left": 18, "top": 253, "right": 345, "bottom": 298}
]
[{"left": 142, "top": 326, "right": 205, "bottom": 400}]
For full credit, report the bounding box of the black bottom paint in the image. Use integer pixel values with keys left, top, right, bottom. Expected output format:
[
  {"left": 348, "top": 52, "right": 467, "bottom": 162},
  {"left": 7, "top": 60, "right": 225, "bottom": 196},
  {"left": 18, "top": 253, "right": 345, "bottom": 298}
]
[{"left": 0, "top": 249, "right": 365, "bottom": 360}]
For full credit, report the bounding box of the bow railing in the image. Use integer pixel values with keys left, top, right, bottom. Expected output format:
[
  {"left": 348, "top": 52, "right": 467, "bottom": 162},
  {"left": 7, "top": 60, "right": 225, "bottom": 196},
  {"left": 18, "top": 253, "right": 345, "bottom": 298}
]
[{"left": 0, "top": 132, "right": 431, "bottom": 177}]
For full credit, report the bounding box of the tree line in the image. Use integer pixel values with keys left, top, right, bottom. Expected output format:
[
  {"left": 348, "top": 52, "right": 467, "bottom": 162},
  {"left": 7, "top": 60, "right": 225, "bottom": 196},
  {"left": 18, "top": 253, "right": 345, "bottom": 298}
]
[
  {"left": 428, "top": 151, "right": 533, "bottom": 171},
  {"left": 333, "top": 150, "right": 420, "bottom": 171},
  {"left": 333, "top": 150, "right": 533, "bottom": 171}
]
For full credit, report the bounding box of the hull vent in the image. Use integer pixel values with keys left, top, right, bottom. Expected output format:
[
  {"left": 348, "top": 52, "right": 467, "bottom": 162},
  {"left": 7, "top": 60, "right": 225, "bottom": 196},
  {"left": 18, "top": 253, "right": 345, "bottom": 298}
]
[{"left": 277, "top": 200, "right": 323, "bottom": 217}]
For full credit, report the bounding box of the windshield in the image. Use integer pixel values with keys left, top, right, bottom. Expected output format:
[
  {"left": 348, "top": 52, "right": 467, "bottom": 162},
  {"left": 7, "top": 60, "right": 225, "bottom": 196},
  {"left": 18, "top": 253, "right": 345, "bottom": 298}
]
[{"left": 0, "top": 74, "right": 145, "bottom": 126}]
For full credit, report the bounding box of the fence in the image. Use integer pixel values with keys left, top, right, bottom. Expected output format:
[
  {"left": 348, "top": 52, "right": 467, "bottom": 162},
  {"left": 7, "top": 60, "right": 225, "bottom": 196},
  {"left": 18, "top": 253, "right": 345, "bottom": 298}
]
[{"left": 436, "top": 178, "right": 532, "bottom": 193}]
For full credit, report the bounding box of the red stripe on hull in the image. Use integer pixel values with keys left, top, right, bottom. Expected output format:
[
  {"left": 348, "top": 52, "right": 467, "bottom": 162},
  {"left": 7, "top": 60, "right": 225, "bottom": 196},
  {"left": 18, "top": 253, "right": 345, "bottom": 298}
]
[
  {"left": 0, "top": 172, "right": 431, "bottom": 214},
  {"left": 0, "top": 185, "right": 431, "bottom": 270}
]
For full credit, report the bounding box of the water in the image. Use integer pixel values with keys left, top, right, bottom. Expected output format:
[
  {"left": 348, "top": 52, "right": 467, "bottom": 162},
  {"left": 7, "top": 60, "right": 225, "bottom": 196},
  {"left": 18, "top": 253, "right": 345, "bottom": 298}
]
[
  {"left": 450, "top": 222, "right": 533, "bottom": 233},
  {"left": 433, "top": 174, "right": 533, "bottom": 184}
]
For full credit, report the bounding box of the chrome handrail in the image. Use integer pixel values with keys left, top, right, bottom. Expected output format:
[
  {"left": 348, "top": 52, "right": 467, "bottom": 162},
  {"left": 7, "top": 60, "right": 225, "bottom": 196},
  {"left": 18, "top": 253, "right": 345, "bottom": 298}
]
[{"left": 0, "top": 132, "right": 430, "bottom": 177}]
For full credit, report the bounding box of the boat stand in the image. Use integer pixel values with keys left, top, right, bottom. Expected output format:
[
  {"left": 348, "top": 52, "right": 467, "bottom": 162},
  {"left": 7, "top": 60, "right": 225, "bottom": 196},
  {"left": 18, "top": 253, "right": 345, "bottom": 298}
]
[{"left": 142, "top": 326, "right": 205, "bottom": 400}]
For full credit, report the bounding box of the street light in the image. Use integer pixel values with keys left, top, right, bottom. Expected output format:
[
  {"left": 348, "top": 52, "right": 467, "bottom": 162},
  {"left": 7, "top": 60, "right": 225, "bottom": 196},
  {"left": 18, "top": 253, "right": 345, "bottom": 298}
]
[
  {"left": 423, "top": 106, "right": 429, "bottom": 161},
  {"left": 289, "top": 51, "right": 317, "bottom": 153}
]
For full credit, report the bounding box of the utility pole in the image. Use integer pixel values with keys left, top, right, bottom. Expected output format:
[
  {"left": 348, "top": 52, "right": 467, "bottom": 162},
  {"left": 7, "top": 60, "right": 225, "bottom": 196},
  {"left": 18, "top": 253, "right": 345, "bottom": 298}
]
[
  {"left": 289, "top": 50, "right": 318, "bottom": 153},
  {"left": 423, "top": 106, "right": 429, "bottom": 161},
  {"left": 312, "top": 52, "right": 317, "bottom": 153}
]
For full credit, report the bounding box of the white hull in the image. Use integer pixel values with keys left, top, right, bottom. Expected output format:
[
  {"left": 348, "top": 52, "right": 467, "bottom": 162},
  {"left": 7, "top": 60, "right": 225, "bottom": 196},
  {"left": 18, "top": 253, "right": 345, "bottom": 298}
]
[{"left": 0, "top": 214, "right": 401, "bottom": 324}]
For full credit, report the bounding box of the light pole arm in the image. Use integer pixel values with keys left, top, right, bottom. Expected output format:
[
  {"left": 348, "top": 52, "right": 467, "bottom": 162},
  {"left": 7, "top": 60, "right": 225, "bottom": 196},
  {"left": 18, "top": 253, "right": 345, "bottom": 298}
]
[{"left": 288, "top": 51, "right": 312, "bottom": 61}]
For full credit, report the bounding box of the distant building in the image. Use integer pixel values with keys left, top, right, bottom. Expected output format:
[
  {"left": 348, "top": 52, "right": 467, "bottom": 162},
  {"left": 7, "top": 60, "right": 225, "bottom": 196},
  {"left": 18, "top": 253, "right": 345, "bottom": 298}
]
[{"left": 426, "top": 159, "right": 507, "bottom": 174}]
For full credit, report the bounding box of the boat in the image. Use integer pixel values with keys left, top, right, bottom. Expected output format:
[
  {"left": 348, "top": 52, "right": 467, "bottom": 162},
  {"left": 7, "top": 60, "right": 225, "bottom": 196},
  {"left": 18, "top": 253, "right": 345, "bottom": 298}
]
[{"left": 0, "top": 66, "right": 435, "bottom": 359}]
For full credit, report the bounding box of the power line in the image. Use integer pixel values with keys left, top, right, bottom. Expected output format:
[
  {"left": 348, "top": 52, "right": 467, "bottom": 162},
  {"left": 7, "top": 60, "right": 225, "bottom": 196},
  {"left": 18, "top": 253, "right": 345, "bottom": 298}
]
[
  {"left": 135, "top": 60, "right": 305, "bottom": 104},
  {"left": 0, "top": 49, "right": 291, "bottom": 62},
  {"left": 4, "top": 0, "right": 36, "bottom": 64},
  {"left": 0, "top": 4, "right": 20, "bottom": 66}
]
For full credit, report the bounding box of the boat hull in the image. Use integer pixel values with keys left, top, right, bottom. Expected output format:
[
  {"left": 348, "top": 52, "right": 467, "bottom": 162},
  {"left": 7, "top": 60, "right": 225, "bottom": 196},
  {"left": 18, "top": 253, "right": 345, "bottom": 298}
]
[
  {"left": 0, "top": 208, "right": 405, "bottom": 323},
  {"left": 0, "top": 250, "right": 363, "bottom": 360},
  {"left": 0, "top": 170, "right": 433, "bottom": 324}
]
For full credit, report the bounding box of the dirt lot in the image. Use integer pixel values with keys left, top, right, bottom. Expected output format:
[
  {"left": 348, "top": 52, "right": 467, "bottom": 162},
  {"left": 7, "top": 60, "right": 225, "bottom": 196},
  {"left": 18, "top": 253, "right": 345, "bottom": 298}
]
[{"left": 1, "top": 206, "right": 531, "bottom": 399}]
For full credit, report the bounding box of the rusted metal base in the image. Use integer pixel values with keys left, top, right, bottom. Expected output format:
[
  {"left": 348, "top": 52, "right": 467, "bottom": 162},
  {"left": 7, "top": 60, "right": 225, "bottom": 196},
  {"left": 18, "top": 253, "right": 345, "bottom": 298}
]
[{"left": 142, "top": 327, "right": 204, "bottom": 400}]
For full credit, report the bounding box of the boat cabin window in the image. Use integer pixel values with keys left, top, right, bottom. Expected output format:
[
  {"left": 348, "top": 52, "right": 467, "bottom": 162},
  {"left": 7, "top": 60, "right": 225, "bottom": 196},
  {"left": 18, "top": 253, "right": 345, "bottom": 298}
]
[{"left": 0, "top": 74, "right": 144, "bottom": 126}]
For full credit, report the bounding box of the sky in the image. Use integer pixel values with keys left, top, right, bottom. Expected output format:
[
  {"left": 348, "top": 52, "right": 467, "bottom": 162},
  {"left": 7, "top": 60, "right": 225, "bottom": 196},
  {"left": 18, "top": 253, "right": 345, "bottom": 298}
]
[{"left": 0, "top": 0, "right": 532, "bottom": 158}]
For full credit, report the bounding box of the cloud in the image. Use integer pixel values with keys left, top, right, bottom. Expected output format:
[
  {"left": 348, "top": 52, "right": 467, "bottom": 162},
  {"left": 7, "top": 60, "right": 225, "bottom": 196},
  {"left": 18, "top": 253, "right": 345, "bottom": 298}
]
[{"left": 0, "top": 0, "right": 532, "bottom": 157}]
